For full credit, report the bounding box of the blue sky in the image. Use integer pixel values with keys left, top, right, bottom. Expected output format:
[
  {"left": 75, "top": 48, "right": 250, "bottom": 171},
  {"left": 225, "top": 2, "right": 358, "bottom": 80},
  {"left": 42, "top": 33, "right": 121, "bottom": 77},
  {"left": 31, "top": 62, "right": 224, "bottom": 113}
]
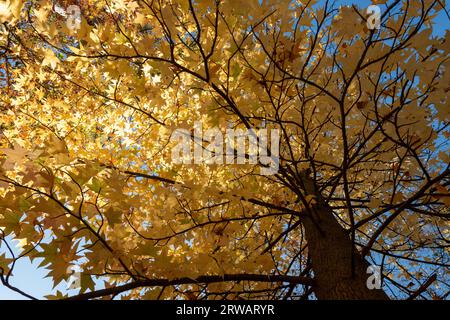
[
  {"left": 1, "top": 0, "right": 448, "bottom": 300},
  {"left": 0, "top": 235, "right": 86, "bottom": 299}
]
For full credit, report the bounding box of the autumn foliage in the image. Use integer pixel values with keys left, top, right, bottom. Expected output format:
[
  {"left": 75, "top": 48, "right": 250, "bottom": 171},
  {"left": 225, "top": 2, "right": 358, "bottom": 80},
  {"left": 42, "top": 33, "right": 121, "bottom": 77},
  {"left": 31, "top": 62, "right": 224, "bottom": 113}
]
[{"left": 0, "top": 0, "right": 449, "bottom": 300}]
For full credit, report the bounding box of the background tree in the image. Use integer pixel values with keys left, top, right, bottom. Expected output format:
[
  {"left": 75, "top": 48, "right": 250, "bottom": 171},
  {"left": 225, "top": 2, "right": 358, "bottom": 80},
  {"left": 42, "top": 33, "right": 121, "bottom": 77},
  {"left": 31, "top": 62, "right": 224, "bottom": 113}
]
[{"left": 0, "top": 0, "right": 448, "bottom": 300}]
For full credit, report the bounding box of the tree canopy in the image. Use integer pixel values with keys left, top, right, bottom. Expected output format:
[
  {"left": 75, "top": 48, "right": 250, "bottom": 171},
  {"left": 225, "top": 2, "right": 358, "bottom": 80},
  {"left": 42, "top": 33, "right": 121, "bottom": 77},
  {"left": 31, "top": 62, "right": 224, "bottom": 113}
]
[{"left": 0, "top": 0, "right": 449, "bottom": 300}]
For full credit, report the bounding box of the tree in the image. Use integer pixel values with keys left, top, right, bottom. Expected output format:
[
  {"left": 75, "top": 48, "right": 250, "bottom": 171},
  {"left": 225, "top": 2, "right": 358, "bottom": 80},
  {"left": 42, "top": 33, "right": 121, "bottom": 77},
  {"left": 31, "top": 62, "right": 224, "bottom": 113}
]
[{"left": 0, "top": 0, "right": 448, "bottom": 300}]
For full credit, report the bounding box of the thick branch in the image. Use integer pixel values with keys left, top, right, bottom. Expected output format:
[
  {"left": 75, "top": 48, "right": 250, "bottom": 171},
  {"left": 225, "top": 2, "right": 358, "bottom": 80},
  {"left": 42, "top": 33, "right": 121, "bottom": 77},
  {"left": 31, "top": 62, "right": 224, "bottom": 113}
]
[{"left": 65, "top": 274, "right": 315, "bottom": 300}]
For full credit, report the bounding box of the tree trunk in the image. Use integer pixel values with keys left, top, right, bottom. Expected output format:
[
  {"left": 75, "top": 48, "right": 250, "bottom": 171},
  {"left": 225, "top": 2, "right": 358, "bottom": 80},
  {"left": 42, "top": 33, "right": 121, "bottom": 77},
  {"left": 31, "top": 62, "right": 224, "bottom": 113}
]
[{"left": 300, "top": 176, "right": 389, "bottom": 299}]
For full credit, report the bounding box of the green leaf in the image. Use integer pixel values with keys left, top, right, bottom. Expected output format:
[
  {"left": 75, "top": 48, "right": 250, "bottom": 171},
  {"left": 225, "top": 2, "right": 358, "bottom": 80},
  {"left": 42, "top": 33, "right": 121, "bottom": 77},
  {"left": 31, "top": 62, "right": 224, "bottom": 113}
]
[{"left": 232, "top": 63, "right": 242, "bottom": 79}]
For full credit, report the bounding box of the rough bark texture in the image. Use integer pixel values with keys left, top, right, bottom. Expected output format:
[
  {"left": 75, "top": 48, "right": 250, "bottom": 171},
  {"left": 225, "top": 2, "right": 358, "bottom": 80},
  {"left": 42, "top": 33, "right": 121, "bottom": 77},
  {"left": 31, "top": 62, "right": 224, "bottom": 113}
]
[{"left": 300, "top": 176, "right": 389, "bottom": 300}]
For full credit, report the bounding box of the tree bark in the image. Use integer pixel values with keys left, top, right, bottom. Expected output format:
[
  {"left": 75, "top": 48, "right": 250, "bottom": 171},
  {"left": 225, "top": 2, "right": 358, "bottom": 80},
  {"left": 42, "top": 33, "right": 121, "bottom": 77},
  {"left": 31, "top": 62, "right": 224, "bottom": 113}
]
[{"left": 300, "top": 176, "right": 389, "bottom": 300}]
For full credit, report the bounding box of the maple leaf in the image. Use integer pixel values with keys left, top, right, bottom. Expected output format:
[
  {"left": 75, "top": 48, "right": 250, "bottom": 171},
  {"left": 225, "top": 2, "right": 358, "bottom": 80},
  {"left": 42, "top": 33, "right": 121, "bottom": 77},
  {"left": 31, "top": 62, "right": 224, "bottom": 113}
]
[{"left": 42, "top": 49, "right": 60, "bottom": 70}]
